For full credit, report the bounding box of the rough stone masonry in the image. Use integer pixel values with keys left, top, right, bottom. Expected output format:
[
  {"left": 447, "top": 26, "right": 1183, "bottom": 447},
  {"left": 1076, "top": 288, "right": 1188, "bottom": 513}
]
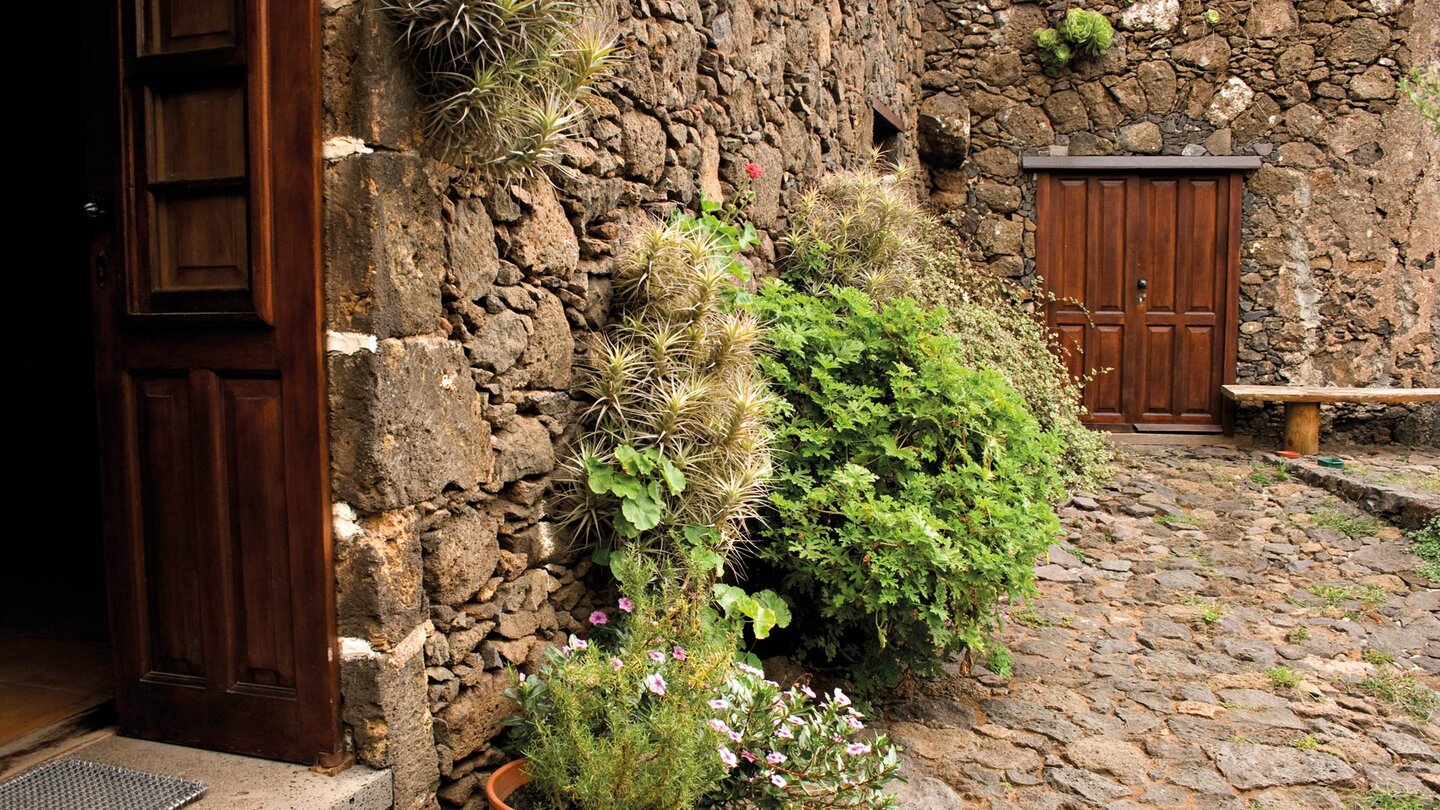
[
  {"left": 319, "top": 0, "right": 923, "bottom": 807},
  {"left": 917, "top": 0, "right": 1439, "bottom": 445}
]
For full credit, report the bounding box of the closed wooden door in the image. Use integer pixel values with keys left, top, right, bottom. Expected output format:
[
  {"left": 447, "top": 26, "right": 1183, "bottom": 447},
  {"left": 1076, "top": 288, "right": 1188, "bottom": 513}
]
[
  {"left": 1038, "top": 172, "right": 1241, "bottom": 431},
  {"left": 84, "top": 0, "right": 342, "bottom": 764}
]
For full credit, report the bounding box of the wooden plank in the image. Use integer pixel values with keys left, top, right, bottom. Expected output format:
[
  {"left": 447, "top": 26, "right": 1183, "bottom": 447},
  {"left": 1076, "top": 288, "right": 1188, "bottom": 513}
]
[
  {"left": 1023, "top": 156, "right": 1263, "bottom": 171},
  {"left": 1222, "top": 385, "right": 1440, "bottom": 403}
]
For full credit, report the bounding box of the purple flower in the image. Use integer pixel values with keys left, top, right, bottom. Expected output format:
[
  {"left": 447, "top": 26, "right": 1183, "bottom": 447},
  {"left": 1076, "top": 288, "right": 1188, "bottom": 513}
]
[
  {"left": 571, "top": 638, "right": 589, "bottom": 650},
  {"left": 709, "top": 699, "right": 730, "bottom": 710},
  {"left": 589, "top": 611, "right": 608, "bottom": 625},
  {"left": 708, "top": 718, "right": 730, "bottom": 734},
  {"left": 775, "top": 725, "right": 794, "bottom": 740},
  {"left": 718, "top": 747, "right": 739, "bottom": 769},
  {"left": 673, "top": 646, "right": 688, "bottom": 661},
  {"left": 728, "top": 729, "right": 742, "bottom": 743},
  {"left": 845, "top": 742, "right": 871, "bottom": 756},
  {"left": 617, "top": 597, "right": 634, "bottom": 613},
  {"left": 845, "top": 715, "right": 864, "bottom": 730},
  {"left": 644, "top": 673, "right": 667, "bottom": 695},
  {"left": 766, "top": 751, "right": 787, "bottom": 765},
  {"left": 648, "top": 650, "right": 666, "bottom": 664},
  {"left": 832, "top": 688, "right": 851, "bottom": 707},
  {"left": 786, "top": 715, "right": 804, "bottom": 726},
  {"left": 560, "top": 645, "right": 572, "bottom": 654},
  {"left": 770, "top": 773, "right": 787, "bottom": 788},
  {"left": 611, "top": 657, "right": 624, "bottom": 671}
]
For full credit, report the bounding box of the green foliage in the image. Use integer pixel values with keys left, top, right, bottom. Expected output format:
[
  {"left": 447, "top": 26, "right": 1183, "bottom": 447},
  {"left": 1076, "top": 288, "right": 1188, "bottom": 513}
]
[
  {"left": 504, "top": 565, "right": 734, "bottom": 809},
  {"left": 1034, "top": 9, "right": 1115, "bottom": 71},
  {"left": 1363, "top": 649, "right": 1395, "bottom": 667},
  {"left": 1249, "top": 462, "right": 1290, "bottom": 486},
  {"left": 1352, "top": 790, "right": 1433, "bottom": 810},
  {"left": 1399, "top": 61, "right": 1440, "bottom": 133},
  {"left": 1360, "top": 668, "right": 1438, "bottom": 723},
  {"left": 556, "top": 217, "right": 775, "bottom": 571},
  {"left": 705, "top": 674, "right": 902, "bottom": 808},
  {"left": 711, "top": 583, "right": 792, "bottom": 641},
  {"left": 1410, "top": 517, "right": 1440, "bottom": 581},
  {"left": 1286, "top": 626, "right": 1309, "bottom": 643},
  {"left": 1266, "top": 666, "right": 1300, "bottom": 690},
  {"left": 1307, "top": 509, "right": 1383, "bottom": 538},
  {"left": 383, "top": 0, "right": 618, "bottom": 173},
  {"left": 1203, "top": 8, "right": 1222, "bottom": 26},
  {"left": 783, "top": 165, "right": 1114, "bottom": 490},
  {"left": 750, "top": 282, "right": 1064, "bottom": 689}
]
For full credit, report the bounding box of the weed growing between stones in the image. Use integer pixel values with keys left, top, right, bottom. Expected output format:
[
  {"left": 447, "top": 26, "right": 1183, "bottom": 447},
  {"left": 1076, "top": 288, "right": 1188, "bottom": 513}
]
[
  {"left": 1265, "top": 666, "right": 1300, "bottom": 690},
  {"left": 1248, "top": 463, "right": 1290, "bottom": 486},
  {"left": 1351, "top": 789, "right": 1434, "bottom": 810},
  {"left": 1155, "top": 513, "right": 1204, "bottom": 528},
  {"left": 1286, "top": 626, "right": 1310, "bottom": 643},
  {"left": 1359, "top": 668, "right": 1439, "bottom": 723},
  {"left": 1362, "top": 649, "right": 1395, "bottom": 666},
  {"left": 1306, "top": 509, "right": 1383, "bottom": 538},
  {"left": 1409, "top": 517, "right": 1440, "bottom": 581}
]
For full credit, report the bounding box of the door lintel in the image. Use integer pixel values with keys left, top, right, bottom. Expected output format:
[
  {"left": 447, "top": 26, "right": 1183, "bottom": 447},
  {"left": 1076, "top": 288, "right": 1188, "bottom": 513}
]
[{"left": 1022, "top": 155, "right": 1263, "bottom": 172}]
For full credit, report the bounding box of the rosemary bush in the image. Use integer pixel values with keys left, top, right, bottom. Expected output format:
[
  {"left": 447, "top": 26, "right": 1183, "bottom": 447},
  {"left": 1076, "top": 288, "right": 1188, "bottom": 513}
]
[
  {"left": 383, "top": 0, "right": 617, "bottom": 173},
  {"left": 784, "top": 166, "right": 1113, "bottom": 490},
  {"left": 556, "top": 215, "right": 775, "bottom": 570}
]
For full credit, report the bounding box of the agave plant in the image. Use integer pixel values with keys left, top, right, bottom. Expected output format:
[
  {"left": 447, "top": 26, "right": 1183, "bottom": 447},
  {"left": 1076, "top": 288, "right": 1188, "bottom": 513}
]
[
  {"left": 384, "top": 0, "right": 619, "bottom": 173},
  {"left": 555, "top": 218, "right": 775, "bottom": 567}
]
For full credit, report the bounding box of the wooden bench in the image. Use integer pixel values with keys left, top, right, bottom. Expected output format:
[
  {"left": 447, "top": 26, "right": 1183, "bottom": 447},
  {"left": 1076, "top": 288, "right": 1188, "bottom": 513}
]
[{"left": 1222, "top": 385, "right": 1440, "bottom": 455}]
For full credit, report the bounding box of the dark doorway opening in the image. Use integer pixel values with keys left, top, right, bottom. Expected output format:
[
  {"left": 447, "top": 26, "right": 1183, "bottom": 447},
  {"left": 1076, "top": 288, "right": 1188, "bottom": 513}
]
[{"left": 871, "top": 100, "right": 903, "bottom": 167}]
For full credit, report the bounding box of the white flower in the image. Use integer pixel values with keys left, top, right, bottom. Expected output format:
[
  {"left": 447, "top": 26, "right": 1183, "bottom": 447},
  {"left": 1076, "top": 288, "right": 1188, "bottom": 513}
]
[
  {"left": 770, "top": 774, "right": 787, "bottom": 788},
  {"left": 709, "top": 699, "right": 729, "bottom": 710},
  {"left": 832, "top": 688, "right": 851, "bottom": 707},
  {"left": 718, "top": 747, "right": 739, "bottom": 769},
  {"left": 845, "top": 742, "right": 871, "bottom": 756}
]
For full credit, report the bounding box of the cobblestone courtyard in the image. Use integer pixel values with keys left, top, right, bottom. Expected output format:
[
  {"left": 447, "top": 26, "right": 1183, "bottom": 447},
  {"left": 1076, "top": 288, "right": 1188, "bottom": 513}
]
[{"left": 885, "top": 445, "right": 1439, "bottom": 809}]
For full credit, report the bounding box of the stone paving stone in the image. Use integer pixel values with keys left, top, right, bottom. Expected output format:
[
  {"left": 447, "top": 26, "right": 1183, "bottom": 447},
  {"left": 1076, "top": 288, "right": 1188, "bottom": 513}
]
[{"left": 881, "top": 445, "right": 1440, "bottom": 807}]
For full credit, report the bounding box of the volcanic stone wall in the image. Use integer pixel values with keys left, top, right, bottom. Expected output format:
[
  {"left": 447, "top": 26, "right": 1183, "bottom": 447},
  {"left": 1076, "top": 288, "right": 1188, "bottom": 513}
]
[
  {"left": 319, "top": 0, "right": 923, "bottom": 807},
  {"left": 918, "top": 0, "right": 1439, "bottom": 444}
]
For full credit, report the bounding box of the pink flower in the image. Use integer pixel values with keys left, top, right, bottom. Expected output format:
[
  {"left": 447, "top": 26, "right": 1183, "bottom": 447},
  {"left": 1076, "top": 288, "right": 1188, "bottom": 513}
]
[
  {"left": 845, "top": 742, "right": 871, "bottom": 756},
  {"left": 672, "top": 646, "right": 688, "bottom": 661},
  {"left": 741, "top": 750, "right": 757, "bottom": 763},
  {"left": 799, "top": 684, "right": 816, "bottom": 699},
  {"left": 617, "top": 597, "right": 634, "bottom": 613},
  {"left": 786, "top": 715, "right": 804, "bottom": 726},
  {"left": 611, "top": 657, "right": 624, "bottom": 671},
  {"left": 832, "top": 688, "right": 851, "bottom": 707},
  {"left": 718, "top": 747, "right": 739, "bottom": 769},
  {"left": 775, "top": 725, "right": 794, "bottom": 740},
  {"left": 645, "top": 673, "right": 667, "bottom": 695},
  {"left": 589, "top": 611, "right": 608, "bottom": 625},
  {"left": 648, "top": 650, "right": 666, "bottom": 664},
  {"left": 737, "top": 663, "right": 764, "bottom": 677},
  {"left": 728, "top": 729, "right": 742, "bottom": 743},
  {"left": 560, "top": 645, "right": 571, "bottom": 654},
  {"left": 709, "top": 718, "right": 730, "bottom": 734},
  {"left": 745, "top": 162, "right": 764, "bottom": 180},
  {"left": 709, "top": 699, "right": 729, "bottom": 710},
  {"left": 770, "top": 773, "right": 787, "bottom": 788},
  {"left": 845, "top": 715, "right": 864, "bottom": 730},
  {"left": 571, "top": 638, "right": 588, "bottom": 650},
  {"left": 766, "top": 751, "right": 787, "bottom": 765}
]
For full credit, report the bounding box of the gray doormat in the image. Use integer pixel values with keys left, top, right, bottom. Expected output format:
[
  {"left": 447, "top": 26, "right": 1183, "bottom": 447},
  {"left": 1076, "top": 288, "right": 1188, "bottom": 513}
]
[{"left": 0, "top": 757, "right": 207, "bottom": 810}]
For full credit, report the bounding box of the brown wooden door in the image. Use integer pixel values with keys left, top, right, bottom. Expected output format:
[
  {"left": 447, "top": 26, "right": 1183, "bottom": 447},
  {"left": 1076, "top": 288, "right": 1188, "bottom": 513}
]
[
  {"left": 84, "top": 0, "right": 342, "bottom": 765},
  {"left": 1038, "top": 171, "right": 1241, "bottom": 431}
]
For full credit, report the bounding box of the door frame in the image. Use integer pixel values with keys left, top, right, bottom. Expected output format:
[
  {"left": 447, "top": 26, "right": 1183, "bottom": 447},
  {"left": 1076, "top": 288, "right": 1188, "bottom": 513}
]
[
  {"left": 1025, "top": 155, "right": 1259, "bottom": 434},
  {"left": 86, "top": 0, "right": 342, "bottom": 766}
]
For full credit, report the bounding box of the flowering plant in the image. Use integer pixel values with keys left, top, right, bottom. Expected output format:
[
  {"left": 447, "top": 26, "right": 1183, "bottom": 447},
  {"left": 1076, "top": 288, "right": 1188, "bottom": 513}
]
[
  {"left": 504, "top": 556, "right": 736, "bottom": 809},
  {"left": 701, "top": 669, "right": 901, "bottom": 808}
]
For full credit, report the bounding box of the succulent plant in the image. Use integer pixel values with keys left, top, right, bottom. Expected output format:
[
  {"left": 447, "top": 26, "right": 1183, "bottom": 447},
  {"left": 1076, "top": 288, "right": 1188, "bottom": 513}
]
[
  {"left": 384, "top": 0, "right": 618, "bottom": 173},
  {"left": 556, "top": 218, "right": 776, "bottom": 566},
  {"left": 1033, "top": 8, "right": 1114, "bottom": 70}
]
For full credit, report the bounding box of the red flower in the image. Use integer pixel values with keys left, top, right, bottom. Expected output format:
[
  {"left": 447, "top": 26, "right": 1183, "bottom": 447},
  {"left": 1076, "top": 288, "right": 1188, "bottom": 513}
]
[{"left": 745, "top": 162, "right": 764, "bottom": 179}]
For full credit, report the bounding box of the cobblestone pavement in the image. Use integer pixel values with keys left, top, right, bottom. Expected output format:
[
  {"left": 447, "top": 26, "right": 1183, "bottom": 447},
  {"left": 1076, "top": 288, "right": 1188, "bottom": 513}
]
[{"left": 883, "top": 445, "right": 1440, "bottom": 810}]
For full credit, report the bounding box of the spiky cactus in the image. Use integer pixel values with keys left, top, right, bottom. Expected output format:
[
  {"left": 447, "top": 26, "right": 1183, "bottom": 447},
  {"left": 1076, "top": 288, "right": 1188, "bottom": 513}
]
[
  {"left": 557, "top": 218, "right": 775, "bottom": 567},
  {"left": 383, "top": 0, "right": 618, "bottom": 173}
]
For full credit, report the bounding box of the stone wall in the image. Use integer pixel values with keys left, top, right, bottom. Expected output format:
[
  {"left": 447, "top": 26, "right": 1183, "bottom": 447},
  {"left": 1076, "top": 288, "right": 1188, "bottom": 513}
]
[
  {"left": 918, "top": 0, "right": 1439, "bottom": 445},
  {"left": 319, "top": 0, "right": 923, "bottom": 807}
]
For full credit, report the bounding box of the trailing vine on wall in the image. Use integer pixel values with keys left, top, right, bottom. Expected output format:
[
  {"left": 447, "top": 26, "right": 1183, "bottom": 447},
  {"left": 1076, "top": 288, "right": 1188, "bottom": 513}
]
[
  {"left": 1033, "top": 8, "right": 1115, "bottom": 72},
  {"left": 384, "top": 0, "right": 618, "bottom": 174}
]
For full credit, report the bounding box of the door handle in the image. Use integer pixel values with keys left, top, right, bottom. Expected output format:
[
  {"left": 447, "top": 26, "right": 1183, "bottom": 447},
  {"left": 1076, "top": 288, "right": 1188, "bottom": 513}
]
[{"left": 1136, "top": 278, "right": 1148, "bottom": 290}]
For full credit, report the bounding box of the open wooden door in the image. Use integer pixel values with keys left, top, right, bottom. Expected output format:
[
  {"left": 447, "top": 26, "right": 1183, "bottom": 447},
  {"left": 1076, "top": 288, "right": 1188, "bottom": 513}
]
[
  {"left": 84, "top": 0, "right": 342, "bottom": 765},
  {"left": 1032, "top": 158, "right": 1249, "bottom": 433}
]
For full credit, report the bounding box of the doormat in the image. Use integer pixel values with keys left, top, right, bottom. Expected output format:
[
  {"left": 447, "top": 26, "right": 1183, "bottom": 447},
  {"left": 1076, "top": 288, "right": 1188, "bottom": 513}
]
[{"left": 0, "top": 757, "right": 206, "bottom": 810}]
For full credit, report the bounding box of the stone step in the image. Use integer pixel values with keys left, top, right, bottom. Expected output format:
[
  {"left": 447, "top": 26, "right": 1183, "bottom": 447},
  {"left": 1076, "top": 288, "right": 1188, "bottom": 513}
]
[{"left": 65, "top": 734, "right": 391, "bottom": 810}]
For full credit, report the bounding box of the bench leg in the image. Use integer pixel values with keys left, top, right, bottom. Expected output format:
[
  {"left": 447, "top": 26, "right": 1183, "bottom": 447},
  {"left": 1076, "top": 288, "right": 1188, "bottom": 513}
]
[{"left": 1283, "top": 402, "right": 1320, "bottom": 455}]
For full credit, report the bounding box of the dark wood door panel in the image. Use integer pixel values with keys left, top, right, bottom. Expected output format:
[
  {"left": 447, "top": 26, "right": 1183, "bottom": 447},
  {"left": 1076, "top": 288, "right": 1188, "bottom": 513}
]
[
  {"left": 1039, "top": 170, "right": 1241, "bottom": 431},
  {"left": 89, "top": 0, "right": 339, "bottom": 765}
]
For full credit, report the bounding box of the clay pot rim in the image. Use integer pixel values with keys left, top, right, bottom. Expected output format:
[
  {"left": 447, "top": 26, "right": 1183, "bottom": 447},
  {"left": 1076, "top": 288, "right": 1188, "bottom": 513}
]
[{"left": 485, "top": 759, "right": 530, "bottom": 810}]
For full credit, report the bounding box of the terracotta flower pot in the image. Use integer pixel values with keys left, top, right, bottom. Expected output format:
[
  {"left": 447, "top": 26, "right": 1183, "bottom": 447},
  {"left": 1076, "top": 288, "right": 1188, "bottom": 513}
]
[{"left": 485, "top": 759, "right": 531, "bottom": 810}]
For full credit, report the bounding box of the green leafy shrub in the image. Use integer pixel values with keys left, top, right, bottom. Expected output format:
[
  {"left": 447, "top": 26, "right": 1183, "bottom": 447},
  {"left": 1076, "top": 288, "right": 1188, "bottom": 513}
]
[
  {"left": 1034, "top": 9, "right": 1115, "bottom": 71},
  {"left": 1411, "top": 516, "right": 1440, "bottom": 581},
  {"left": 384, "top": 0, "right": 617, "bottom": 173},
  {"left": 750, "top": 283, "right": 1064, "bottom": 688},
  {"left": 505, "top": 556, "right": 733, "bottom": 809},
  {"left": 556, "top": 217, "right": 775, "bottom": 568},
  {"left": 784, "top": 166, "right": 1113, "bottom": 489}
]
